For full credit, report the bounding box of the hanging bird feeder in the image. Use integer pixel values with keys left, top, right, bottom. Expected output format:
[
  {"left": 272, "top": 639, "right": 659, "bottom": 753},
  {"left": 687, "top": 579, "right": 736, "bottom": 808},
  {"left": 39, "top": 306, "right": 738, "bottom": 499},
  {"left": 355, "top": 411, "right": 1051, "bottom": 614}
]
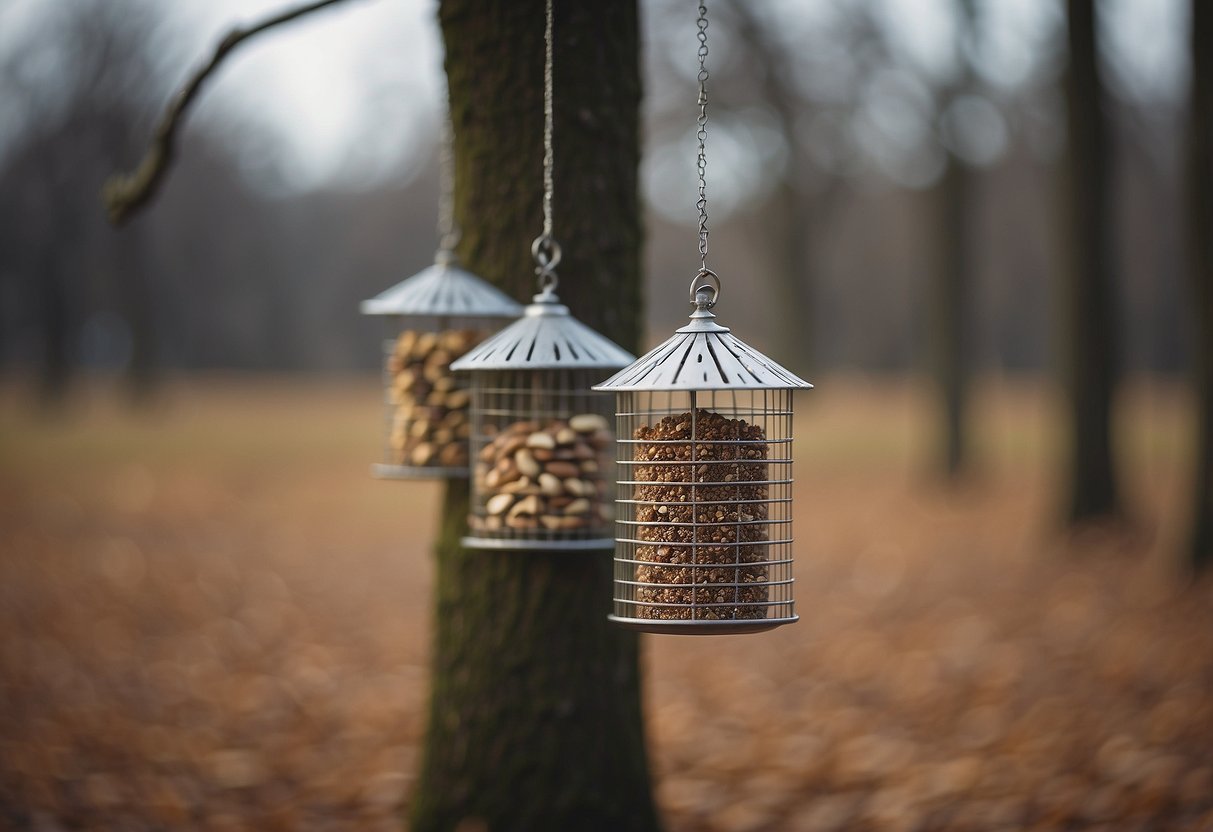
[
  {"left": 595, "top": 274, "right": 810, "bottom": 633},
  {"left": 593, "top": 1, "right": 812, "bottom": 634},
  {"left": 449, "top": 0, "right": 634, "bottom": 550},
  {"left": 361, "top": 113, "right": 523, "bottom": 480}
]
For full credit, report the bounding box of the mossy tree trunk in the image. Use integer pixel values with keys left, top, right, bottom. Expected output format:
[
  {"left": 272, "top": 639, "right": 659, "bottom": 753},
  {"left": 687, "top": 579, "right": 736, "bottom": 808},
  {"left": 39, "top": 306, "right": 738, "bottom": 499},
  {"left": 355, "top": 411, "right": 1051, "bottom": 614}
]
[
  {"left": 1059, "top": 0, "right": 1120, "bottom": 524},
  {"left": 1186, "top": 0, "right": 1213, "bottom": 573},
  {"left": 410, "top": 2, "right": 659, "bottom": 831}
]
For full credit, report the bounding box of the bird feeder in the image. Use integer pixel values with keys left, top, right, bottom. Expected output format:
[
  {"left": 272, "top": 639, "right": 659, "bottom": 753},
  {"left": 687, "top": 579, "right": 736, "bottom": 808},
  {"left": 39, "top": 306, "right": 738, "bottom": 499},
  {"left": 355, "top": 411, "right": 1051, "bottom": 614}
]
[
  {"left": 594, "top": 272, "right": 812, "bottom": 634},
  {"left": 361, "top": 252, "right": 523, "bottom": 479},
  {"left": 450, "top": 243, "right": 634, "bottom": 550}
]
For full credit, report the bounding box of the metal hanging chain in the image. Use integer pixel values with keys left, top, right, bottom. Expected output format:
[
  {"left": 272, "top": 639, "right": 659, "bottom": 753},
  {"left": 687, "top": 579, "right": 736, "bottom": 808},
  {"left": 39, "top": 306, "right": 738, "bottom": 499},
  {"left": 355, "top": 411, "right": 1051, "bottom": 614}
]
[
  {"left": 541, "top": 0, "right": 554, "bottom": 242},
  {"left": 695, "top": 1, "right": 709, "bottom": 274},
  {"left": 691, "top": 0, "right": 719, "bottom": 307},
  {"left": 436, "top": 104, "right": 459, "bottom": 257},
  {"left": 530, "top": 0, "right": 561, "bottom": 293}
]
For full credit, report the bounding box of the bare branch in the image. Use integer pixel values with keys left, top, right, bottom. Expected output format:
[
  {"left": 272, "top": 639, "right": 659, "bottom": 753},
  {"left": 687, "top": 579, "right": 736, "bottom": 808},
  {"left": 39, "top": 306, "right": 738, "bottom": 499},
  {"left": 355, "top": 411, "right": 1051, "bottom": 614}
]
[{"left": 102, "top": 0, "right": 359, "bottom": 226}]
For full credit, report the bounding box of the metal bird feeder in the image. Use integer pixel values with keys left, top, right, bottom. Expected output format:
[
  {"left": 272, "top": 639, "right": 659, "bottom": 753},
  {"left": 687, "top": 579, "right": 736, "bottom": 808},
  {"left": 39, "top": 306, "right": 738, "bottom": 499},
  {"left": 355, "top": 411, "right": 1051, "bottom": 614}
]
[
  {"left": 592, "top": 0, "right": 812, "bottom": 634},
  {"left": 594, "top": 275, "right": 811, "bottom": 634},
  {"left": 450, "top": 240, "right": 634, "bottom": 550},
  {"left": 360, "top": 103, "right": 523, "bottom": 480},
  {"left": 361, "top": 253, "right": 523, "bottom": 479}
]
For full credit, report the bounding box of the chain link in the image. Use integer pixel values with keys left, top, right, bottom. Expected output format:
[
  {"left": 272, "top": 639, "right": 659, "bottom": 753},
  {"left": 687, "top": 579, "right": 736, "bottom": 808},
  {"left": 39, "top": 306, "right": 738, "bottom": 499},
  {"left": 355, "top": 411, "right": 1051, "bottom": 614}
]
[
  {"left": 695, "top": 1, "right": 710, "bottom": 275},
  {"left": 541, "top": 0, "right": 555, "bottom": 240},
  {"left": 437, "top": 104, "right": 458, "bottom": 254},
  {"left": 531, "top": 0, "right": 559, "bottom": 292}
]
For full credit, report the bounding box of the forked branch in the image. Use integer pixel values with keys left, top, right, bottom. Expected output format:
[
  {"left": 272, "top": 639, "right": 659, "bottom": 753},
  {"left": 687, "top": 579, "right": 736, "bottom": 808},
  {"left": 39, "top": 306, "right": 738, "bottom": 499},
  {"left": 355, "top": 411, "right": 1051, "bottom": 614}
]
[{"left": 103, "top": 0, "right": 359, "bottom": 226}]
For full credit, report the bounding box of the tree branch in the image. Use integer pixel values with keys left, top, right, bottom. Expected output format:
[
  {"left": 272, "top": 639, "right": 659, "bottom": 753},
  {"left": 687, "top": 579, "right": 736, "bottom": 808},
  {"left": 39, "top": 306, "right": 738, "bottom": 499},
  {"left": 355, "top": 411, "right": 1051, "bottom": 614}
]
[{"left": 102, "top": 0, "right": 359, "bottom": 226}]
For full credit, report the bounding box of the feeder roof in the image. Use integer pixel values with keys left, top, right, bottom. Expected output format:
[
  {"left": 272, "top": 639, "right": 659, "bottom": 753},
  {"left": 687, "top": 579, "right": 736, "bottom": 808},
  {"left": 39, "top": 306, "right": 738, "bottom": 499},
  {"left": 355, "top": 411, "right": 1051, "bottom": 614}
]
[
  {"left": 593, "top": 309, "right": 812, "bottom": 392},
  {"left": 450, "top": 288, "right": 634, "bottom": 372},
  {"left": 360, "top": 257, "right": 524, "bottom": 319}
]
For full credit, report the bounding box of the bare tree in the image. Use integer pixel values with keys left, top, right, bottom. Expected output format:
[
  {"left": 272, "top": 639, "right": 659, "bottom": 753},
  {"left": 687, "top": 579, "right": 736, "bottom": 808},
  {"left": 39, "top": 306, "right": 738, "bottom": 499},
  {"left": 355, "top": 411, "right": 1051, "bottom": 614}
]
[
  {"left": 1059, "top": 0, "right": 1121, "bottom": 524},
  {"left": 1186, "top": 0, "right": 1213, "bottom": 572},
  {"left": 929, "top": 0, "right": 980, "bottom": 479},
  {"left": 0, "top": 0, "right": 165, "bottom": 403}
]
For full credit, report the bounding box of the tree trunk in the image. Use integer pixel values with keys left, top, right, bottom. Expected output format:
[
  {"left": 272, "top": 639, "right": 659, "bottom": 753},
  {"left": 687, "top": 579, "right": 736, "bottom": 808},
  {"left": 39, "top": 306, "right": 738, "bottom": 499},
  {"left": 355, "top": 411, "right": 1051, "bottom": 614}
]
[
  {"left": 929, "top": 0, "right": 978, "bottom": 481},
  {"left": 410, "top": 2, "right": 659, "bottom": 831},
  {"left": 932, "top": 153, "right": 971, "bottom": 479},
  {"left": 1059, "top": 0, "right": 1120, "bottom": 524},
  {"left": 1187, "top": 0, "right": 1213, "bottom": 572}
]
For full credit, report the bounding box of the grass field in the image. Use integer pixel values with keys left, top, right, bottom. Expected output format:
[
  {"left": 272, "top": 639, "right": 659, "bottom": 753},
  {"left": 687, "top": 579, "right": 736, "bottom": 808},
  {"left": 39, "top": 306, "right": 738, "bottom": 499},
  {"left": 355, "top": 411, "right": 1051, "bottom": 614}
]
[{"left": 1, "top": 375, "right": 1210, "bottom": 831}]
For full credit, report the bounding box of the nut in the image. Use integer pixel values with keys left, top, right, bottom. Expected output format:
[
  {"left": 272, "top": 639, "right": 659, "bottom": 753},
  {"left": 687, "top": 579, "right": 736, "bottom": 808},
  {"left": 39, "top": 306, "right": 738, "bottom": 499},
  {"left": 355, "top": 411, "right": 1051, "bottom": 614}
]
[
  {"left": 564, "top": 498, "right": 591, "bottom": 515},
  {"left": 486, "top": 493, "right": 514, "bottom": 515},
  {"left": 507, "top": 495, "right": 543, "bottom": 519},
  {"left": 544, "top": 461, "right": 580, "bottom": 479},
  {"left": 526, "top": 432, "right": 557, "bottom": 450},
  {"left": 498, "top": 435, "right": 528, "bottom": 460},
  {"left": 499, "top": 477, "right": 533, "bottom": 494},
  {"left": 515, "top": 450, "right": 541, "bottom": 478},
  {"left": 570, "top": 413, "right": 610, "bottom": 433},
  {"left": 383, "top": 328, "right": 483, "bottom": 469},
  {"left": 438, "top": 443, "right": 464, "bottom": 466},
  {"left": 410, "top": 443, "right": 435, "bottom": 466}
]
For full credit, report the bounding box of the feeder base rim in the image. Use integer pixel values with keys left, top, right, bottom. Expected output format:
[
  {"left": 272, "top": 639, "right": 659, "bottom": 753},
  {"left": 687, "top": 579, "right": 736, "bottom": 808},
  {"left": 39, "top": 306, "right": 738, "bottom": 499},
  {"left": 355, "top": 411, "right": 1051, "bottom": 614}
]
[
  {"left": 460, "top": 536, "right": 615, "bottom": 552},
  {"left": 607, "top": 614, "right": 798, "bottom": 635},
  {"left": 372, "top": 464, "right": 469, "bottom": 480}
]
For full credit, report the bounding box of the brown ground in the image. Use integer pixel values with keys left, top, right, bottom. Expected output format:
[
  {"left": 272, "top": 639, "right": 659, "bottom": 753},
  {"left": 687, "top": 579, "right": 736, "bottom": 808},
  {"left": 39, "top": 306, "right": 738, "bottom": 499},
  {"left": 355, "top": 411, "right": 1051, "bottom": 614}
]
[{"left": 0, "top": 376, "right": 1210, "bottom": 831}]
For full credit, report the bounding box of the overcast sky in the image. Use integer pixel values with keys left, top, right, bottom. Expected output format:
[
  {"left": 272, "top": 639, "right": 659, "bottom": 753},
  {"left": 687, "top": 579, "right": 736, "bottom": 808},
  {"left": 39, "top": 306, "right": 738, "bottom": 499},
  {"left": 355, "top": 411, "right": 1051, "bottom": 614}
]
[
  {"left": 0, "top": 0, "right": 1190, "bottom": 196},
  {"left": 171, "top": 0, "right": 445, "bottom": 192},
  {"left": 180, "top": 0, "right": 1189, "bottom": 193}
]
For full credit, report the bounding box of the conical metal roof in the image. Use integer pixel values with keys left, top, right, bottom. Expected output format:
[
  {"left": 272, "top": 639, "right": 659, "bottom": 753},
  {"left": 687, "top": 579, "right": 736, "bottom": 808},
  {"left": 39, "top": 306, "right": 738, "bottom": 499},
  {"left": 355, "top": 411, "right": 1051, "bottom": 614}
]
[
  {"left": 450, "top": 288, "right": 634, "bottom": 372},
  {"left": 360, "top": 254, "right": 524, "bottom": 319},
  {"left": 594, "top": 302, "right": 812, "bottom": 392}
]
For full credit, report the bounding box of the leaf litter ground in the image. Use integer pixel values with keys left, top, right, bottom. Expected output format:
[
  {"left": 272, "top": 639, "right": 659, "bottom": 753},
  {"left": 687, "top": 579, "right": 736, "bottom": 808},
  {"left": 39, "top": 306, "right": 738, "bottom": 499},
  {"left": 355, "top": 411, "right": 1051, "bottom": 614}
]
[{"left": 0, "top": 378, "right": 1210, "bottom": 831}]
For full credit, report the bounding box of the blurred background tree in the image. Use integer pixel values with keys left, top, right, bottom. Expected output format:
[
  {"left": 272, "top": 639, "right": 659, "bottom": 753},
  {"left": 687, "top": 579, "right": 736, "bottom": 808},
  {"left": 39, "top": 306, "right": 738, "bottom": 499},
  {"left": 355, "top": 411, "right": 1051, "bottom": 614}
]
[
  {"left": 928, "top": 0, "right": 980, "bottom": 480},
  {"left": 1, "top": 0, "right": 1190, "bottom": 400},
  {"left": 1059, "top": 0, "right": 1121, "bottom": 525},
  {"left": 1186, "top": 0, "right": 1211, "bottom": 572},
  {"left": 0, "top": 0, "right": 166, "bottom": 405}
]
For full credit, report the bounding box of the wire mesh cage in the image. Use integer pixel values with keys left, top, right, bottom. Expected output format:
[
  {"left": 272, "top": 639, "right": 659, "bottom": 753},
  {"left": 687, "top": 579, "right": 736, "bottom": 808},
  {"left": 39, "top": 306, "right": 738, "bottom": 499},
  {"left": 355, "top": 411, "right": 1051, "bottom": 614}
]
[
  {"left": 594, "top": 276, "right": 812, "bottom": 634},
  {"left": 361, "top": 256, "right": 523, "bottom": 480},
  {"left": 451, "top": 286, "right": 634, "bottom": 550}
]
